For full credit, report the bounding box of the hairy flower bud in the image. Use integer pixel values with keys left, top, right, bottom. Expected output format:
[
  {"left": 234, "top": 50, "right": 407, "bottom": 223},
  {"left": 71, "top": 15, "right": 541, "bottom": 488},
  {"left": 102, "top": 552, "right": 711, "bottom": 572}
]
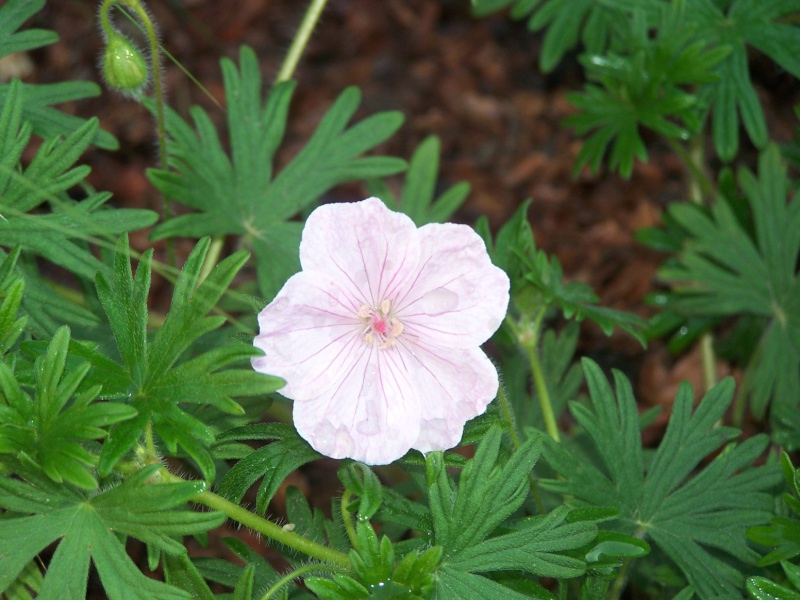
[{"left": 102, "top": 34, "right": 147, "bottom": 94}]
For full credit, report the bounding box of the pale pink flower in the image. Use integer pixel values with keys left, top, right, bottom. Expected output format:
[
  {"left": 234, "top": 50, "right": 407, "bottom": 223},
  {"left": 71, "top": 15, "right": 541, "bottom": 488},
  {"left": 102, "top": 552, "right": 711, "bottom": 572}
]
[{"left": 252, "top": 197, "right": 510, "bottom": 465}]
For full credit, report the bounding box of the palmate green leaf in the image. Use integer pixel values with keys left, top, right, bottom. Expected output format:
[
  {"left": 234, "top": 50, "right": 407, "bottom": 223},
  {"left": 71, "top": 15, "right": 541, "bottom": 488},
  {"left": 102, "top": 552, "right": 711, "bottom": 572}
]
[
  {"left": 564, "top": 0, "right": 729, "bottom": 177},
  {"left": 471, "top": 0, "right": 661, "bottom": 73},
  {"left": 0, "top": 465, "right": 224, "bottom": 600},
  {"left": 538, "top": 359, "right": 782, "bottom": 599},
  {"left": 0, "top": 248, "right": 101, "bottom": 338},
  {"left": 0, "top": 0, "right": 56, "bottom": 57},
  {"left": 95, "top": 236, "right": 284, "bottom": 481},
  {"left": 370, "top": 135, "right": 470, "bottom": 226},
  {"left": 659, "top": 145, "right": 800, "bottom": 420},
  {"left": 688, "top": 0, "right": 800, "bottom": 161},
  {"left": 425, "top": 427, "right": 594, "bottom": 595},
  {"left": 483, "top": 201, "right": 646, "bottom": 343},
  {"left": 148, "top": 45, "right": 406, "bottom": 299},
  {"left": 0, "top": 80, "right": 154, "bottom": 281},
  {"left": 0, "top": 326, "right": 136, "bottom": 490},
  {"left": 215, "top": 422, "right": 321, "bottom": 514}
]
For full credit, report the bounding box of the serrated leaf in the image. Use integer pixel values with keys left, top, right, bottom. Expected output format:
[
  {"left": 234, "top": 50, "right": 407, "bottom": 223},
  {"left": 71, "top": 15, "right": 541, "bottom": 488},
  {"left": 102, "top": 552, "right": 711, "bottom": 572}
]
[
  {"left": 0, "top": 326, "right": 136, "bottom": 489},
  {"left": 427, "top": 426, "right": 542, "bottom": 556},
  {"left": 659, "top": 145, "right": 800, "bottom": 420},
  {"left": 216, "top": 422, "right": 320, "bottom": 513},
  {"left": 96, "top": 237, "right": 282, "bottom": 480},
  {"left": 148, "top": 46, "right": 406, "bottom": 299},
  {"left": 539, "top": 359, "right": 782, "bottom": 599},
  {"left": 0, "top": 465, "right": 224, "bottom": 600}
]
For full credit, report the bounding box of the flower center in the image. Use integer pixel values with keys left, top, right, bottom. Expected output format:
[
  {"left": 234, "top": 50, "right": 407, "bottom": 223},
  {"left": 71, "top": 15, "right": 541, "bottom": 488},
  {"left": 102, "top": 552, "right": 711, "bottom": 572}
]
[{"left": 358, "top": 299, "right": 403, "bottom": 349}]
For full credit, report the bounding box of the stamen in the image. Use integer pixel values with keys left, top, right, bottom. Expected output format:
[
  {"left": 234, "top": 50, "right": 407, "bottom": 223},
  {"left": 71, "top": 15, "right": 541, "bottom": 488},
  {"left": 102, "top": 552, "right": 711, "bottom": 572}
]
[{"left": 358, "top": 300, "right": 403, "bottom": 349}]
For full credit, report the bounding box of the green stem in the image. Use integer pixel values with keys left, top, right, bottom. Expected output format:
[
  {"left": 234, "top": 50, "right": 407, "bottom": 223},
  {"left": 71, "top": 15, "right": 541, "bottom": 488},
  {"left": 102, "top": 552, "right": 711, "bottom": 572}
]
[
  {"left": 101, "top": 0, "right": 175, "bottom": 266},
  {"left": 526, "top": 309, "right": 560, "bottom": 442},
  {"left": 340, "top": 489, "right": 359, "bottom": 550},
  {"left": 160, "top": 468, "right": 351, "bottom": 567},
  {"left": 666, "top": 134, "right": 719, "bottom": 395},
  {"left": 125, "top": 0, "right": 175, "bottom": 268},
  {"left": 275, "top": 0, "right": 329, "bottom": 83},
  {"left": 664, "top": 136, "right": 714, "bottom": 204},
  {"left": 529, "top": 343, "right": 559, "bottom": 442},
  {"left": 608, "top": 556, "right": 634, "bottom": 600},
  {"left": 260, "top": 563, "right": 348, "bottom": 600},
  {"left": 123, "top": 1, "right": 168, "bottom": 174}
]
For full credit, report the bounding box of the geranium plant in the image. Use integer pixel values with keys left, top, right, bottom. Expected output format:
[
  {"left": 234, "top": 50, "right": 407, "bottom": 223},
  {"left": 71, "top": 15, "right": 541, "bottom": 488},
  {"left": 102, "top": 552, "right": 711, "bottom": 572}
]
[{"left": 0, "top": 0, "right": 798, "bottom": 598}]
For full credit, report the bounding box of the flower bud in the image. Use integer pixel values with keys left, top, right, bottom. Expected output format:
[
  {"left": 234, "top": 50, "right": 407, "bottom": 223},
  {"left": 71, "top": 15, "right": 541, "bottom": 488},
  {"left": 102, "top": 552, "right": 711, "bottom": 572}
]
[{"left": 102, "top": 34, "right": 148, "bottom": 94}]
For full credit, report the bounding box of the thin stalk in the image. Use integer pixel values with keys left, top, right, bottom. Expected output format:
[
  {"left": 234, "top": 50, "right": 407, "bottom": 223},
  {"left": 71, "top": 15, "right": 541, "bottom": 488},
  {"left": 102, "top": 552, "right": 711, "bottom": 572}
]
[
  {"left": 197, "top": 0, "right": 329, "bottom": 280},
  {"left": 159, "top": 468, "right": 351, "bottom": 567},
  {"left": 664, "top": 136, "right": 715, "bottom": 203},
  {"left": 123, "top": 1, "right": 167, "bottom": 173},
  {"left": 505, "top": 311, "right": 560, "bottom": 441},
  {"left": 102, "top": 0, "right": 175, "bottom": 265},
  {"left": 529, "top": 342, "right": 560, "bottom": 442},
  {"left": 340, "top": 489, "right": 359, "bottom": 550},
  {"left": 260, "top": 563, "right": 348, "bottom": 600},
  {"left": 276, "top": 0, "right": 329, "bottom": 83},
  {"left": 665, "top": 134, "right": 719, "bottom": 395}
]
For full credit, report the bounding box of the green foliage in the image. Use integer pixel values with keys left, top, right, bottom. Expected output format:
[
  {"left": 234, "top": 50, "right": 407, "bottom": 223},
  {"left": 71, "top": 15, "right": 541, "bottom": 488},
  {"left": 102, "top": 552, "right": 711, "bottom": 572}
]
[
  {"left": 215, "top": 422, "right": 320, "bottom": 513},
  {"left": 339, "top": 461, "right": 384, "bottom": 520},
  {"left": 658, "top": 145, "right": 800, "bottom": 425},
  {"left": 427, "top": 427, "right": 597, "bottom": 596},
  {"left": 476, "top": 0, "right": 800, "bottom": 171},
  {"left": 0, "top": 79, "right": 156, "bottom": 280},
  {"left": 0, "top": 326, "right": 136, "bottom": 490},
  {"left": 689, "top": 0, "right": 800, "bottom": 161},
  {"left": 147, "top": 46, "right": 406, "bottom": 299},
  {"left": 194, "top": 537, "right": 287, "bottom": 596},
  {"left": 749, "top": 453, "right": 800, "bottom": 567},
  {"left": 471, "top": 0, "right": 659, "bottom": 73},
  {"left": 0, "top": 247, "right": 27, "bottom": 355},
  {"left": 94, "top": 236, "right": 284, "bottom": 481},
  {"left": 480, "top": 200, "right": 646, "bottom": 343},
  {"left": 369, "top": 135, "right": 470, "bottom": 226},
  {"left": 539, "top": 359, "right": 782, "bottom": 598},
  {"left": 566, "top": 0, "right": 728, "bottom": 177},
  {"left": 747, "top": 561, "right": 800, "bottom": 600},
  {"left": 0, "top": 0, "right": 116, "bottom": 149},
  {"left": 0, "top": 465, "right": 225, "bottom": 600}
]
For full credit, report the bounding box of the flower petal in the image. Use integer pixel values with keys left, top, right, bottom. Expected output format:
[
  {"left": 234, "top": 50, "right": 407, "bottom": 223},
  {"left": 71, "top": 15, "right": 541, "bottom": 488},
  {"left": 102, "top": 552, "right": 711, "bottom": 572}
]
[
  {"left": 299, "top": 197, "right": 421, "bottom": 306},
  {"left": 395, "top": 223, "right": 509, "bottom": 349},
  {"left": 252, "top": 272, "right": 364, "bottom": 401},
  {"left": 292, "top": 347, "right": 421, "bottom": 465},
  {"left": 398, "top": 342, "right": 499, "bottom": 453}
]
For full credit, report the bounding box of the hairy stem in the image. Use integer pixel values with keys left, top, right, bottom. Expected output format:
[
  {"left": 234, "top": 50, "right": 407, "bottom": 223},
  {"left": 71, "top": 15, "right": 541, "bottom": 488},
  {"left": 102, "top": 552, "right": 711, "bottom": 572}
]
[
  {"left": 340, "top": 489, "right": 359, "bottom": 550},
  {"left": 159, "top": 468, "right": 351, "bottom": 567}
]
